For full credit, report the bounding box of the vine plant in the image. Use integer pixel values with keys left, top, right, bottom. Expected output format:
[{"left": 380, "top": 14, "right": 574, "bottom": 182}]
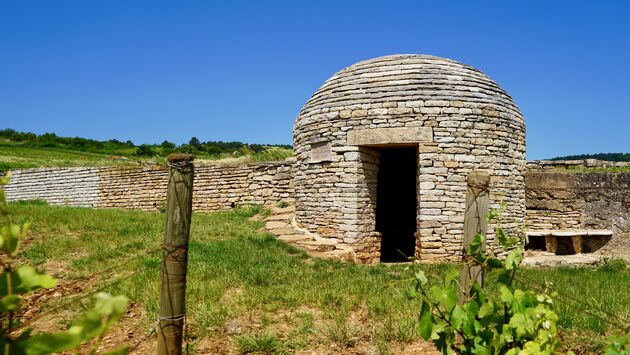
[
  {"left": 0, "top": 172, "right": 128, "bottom": 355},
  {"left": 411, "top": 205, "right": 564, "bottom": 354}
]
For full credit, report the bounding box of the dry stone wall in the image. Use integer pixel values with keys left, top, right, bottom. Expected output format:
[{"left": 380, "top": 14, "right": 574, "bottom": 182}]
[
  {"left": 5, "top": 167, "right": 100, "bottom": 207},
  {"left": 293, "top": 54, "right": 526, "bottom": 263},
  {"left": 526, "top": 170, "right": 630, "bottom": 253},
  {"left": 5, "top": 162, "right": 294, "bottom": 212},
  {"left": 527, "top": 159, "right": 630, "bottom": 172},
  {"left": 5, "top": 157, "right": 629, "bottom": 258}
]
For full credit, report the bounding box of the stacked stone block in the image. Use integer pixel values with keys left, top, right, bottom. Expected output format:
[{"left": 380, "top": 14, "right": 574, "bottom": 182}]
[
  {"left": 526, "top": 170, "right": 630, "bottom": 253},
  {"left": 293, "top": 54, "right": 526, "bottom": 263},
  {"left": 5, "top": 162, "right": 294, "bottom": 212},
  {"left": 5, "top": 167, "right": 100, "bottom": 207}
]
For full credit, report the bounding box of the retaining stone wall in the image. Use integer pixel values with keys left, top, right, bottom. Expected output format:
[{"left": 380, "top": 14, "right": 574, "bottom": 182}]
[
  {"left": 5, "top": 159, "right": 629, "bottom": 257},
  {"left": 5, "top": 162, "right": 294, "bottom": 212},
  {"left": 5, "top": 167, "right": 100, "bottom": 207},
  {"left": 526, "top": 171, "right": 630, "bottom": 253}
]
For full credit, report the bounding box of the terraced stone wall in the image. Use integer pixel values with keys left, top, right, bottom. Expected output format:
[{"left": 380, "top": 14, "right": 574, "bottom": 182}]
[{"left": 5, "top": 162, "right": 294, "bottom": 212}]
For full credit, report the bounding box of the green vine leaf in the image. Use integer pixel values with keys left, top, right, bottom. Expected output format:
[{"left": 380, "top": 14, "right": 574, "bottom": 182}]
[
  {"left": 15, "top": 265, "right": 57, "bottom": 293},
  {"left": 415, "top": 270, "right": 428, "bottom": 286},
  {"left": 0, "top": 294, "right": 21, "bottom": 312},
  {"left": 505, "top": 249, "right": 523, "bottom": 271},
  {"left": 0, "top": 266, "right": 57, "bottom": 296},
  {"left": 419, "top": 301, "right": 433, "bottom": 340},
  {"left": 431, "top": 285, "right": 457, "bottom": 312},
  {"left": 468, "top": 233, "right": 485, "bottom": 256},
  {"left": 0, "top": 223, "right": 22, "bottom": 255}
]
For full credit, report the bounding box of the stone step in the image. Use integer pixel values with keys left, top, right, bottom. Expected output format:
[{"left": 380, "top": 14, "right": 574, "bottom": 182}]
[
  {"left": 268, "top": 227, "right": 298, "bottom": 236},
  {"left": 295, "top": 240, "right": 336, "bottom": 252},
  {"left": 271, "top": 206, "right": 295, "bottom": 214},
  {"left": 266, "top": 213, "right": 293, "bottom": 222},
  {"left": 321, "top": 249, "right": 354, "bottom": 262},
  {"left": 265, "top": 221, "right": 291, "bottom": 230},
  {"left": 277, "top": 234, "right": 311, "bottom": 243}
]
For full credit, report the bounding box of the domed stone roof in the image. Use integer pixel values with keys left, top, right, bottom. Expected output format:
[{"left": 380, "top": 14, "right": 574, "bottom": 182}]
[
  {"left": 295, "top": 54, "right": 523, "bottom": 128},
  {"left": 292, "top": 54, "right": 526, "bottom": 263}
]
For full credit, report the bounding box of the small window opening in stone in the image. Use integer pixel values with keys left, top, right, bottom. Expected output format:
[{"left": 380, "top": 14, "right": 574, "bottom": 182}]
[{"left": 376, "top": 147, "right": 417, "bottom": 262}]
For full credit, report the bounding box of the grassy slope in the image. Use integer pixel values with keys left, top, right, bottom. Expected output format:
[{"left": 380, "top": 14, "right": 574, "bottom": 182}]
[
  {"left": 0, "top": 143, "right": 158, "bottom": 170},
  {"left": 9, "top": 203, "right": 630, "bottom": 354},
  {"left": 0, "top": 142, "right": 292, "bottom": 171}
]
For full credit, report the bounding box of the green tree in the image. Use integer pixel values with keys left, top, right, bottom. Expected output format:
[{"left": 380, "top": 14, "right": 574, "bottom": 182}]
[
  {"left": 188, "top": 137, "right": 202, "bottom": 150},
  {"left": 135, "top": 144, "right": 156, "bottom": 157},
  {"left": 160, "top": 140, "right": 176, "bottom": 149}
]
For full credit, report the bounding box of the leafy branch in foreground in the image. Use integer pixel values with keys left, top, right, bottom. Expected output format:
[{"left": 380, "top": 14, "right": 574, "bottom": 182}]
[
  {"left": 0, "top": 172, "right": 129, "bottom": 355},
  {"left": 410, "top": 205, "right": 564, "bottom": 354}
]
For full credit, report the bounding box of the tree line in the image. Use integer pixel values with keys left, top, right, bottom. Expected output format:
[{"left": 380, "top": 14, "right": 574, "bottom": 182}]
[
  {"left": 551, "top": 152, "right": 630, "bottom": 162},
  {"left": 0, "top": 128, "right": 292, "bottom": 158}
]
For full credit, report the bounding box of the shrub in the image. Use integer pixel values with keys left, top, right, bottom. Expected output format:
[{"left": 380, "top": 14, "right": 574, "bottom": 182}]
[
  {"left": 135, "top": 144, "right": 156, "bottom": 157},
  {"left": 411, "top": 206, "right": 563, "bottom": 354}
]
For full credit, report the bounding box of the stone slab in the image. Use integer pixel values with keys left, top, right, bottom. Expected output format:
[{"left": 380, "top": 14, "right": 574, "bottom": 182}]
[
  {"left": 296, "top": 240, "right": 336, "bottom": 252},
  {"left": 346, "top": 127, "right": 433, "bottom": 146},
  {"left": 268, "top": 227, "right": 298, "bottom": 236},
  {"left": 265, "top": 221, "right": 290, "bottom": 229},
  {"left": 551, "top": 231, "right": 587, "bottom": 237},
  {"left": 526, "top": 229, "right": 613, "bottom": 237},
  {"left": 277, "top": 234, "right": 311, "bottom": 242},
  {"left": 266, "top": 214, "right": 293, "bottom": 222},
  {"left": 586, "top": 230, "right": 613, "bottom": 236}
]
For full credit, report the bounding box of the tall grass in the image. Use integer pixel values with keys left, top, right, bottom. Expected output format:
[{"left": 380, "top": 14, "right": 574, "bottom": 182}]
[{"left": 10, "top": 203, "right": 629, "bottom": 353}]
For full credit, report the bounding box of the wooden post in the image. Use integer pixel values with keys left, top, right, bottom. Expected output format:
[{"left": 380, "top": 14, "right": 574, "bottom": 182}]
[
  {"left": 459, "top": 172, "right": 490, "bottom": 304},
  {"left": 158, "top": 154, "right": 194, "bottom": 355}
]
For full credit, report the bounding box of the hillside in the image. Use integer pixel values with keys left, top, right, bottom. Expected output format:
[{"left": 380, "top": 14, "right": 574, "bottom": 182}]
[
  {"left": 0, "top": 129, "right": 293, "bottom": 171},
  {"left": 551, "top": 152, "right": 630, "bottom": 162}
]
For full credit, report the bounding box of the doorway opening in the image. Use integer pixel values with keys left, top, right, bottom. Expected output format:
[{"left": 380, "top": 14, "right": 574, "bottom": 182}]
[{"left": 376, "top": 147, "right": 417, "bottom": 262}]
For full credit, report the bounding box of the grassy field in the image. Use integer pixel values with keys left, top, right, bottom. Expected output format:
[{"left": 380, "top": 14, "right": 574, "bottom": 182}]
[
  {"left": 0, "top": 143, "right": 154, "bottom": 171},
  {"left": 7, "top": 203, "right": 630, "bottom": 354},
  {"left": 0, "top": 142, "right": 292, "bottom": 171}
]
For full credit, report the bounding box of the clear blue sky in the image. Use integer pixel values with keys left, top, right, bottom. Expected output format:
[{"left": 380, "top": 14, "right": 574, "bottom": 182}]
[{"left": 1, "top": 1, "right": 628, "bottom": 160}]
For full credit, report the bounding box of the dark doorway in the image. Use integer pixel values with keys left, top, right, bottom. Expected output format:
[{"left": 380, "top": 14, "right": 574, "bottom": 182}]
[{"left": 376, "top": 147, "right": 417, "bottom": 262}]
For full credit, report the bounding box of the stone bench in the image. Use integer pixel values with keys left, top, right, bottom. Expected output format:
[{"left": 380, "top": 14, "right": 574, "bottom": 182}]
[{"left": 525, "top": 229, "right": 613, "bottom": 254}]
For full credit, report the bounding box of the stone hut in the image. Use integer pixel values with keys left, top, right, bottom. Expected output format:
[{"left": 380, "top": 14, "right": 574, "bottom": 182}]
[{"left": 292, "top": 54, "right": 526, "bottom": 263}]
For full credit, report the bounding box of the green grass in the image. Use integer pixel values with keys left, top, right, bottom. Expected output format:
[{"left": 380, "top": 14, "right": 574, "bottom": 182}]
[
  {"left": 0, "top": 142, "right": 292, "bottom": 171},
  {"left": 234, "top": 332, "right": 285, "bottom": 354},
  {"left": 0, "top": 142, "right": 156, "bottom": 171},
  {"left": 8, "top": 203, "right": 630, "bottom": 353}
]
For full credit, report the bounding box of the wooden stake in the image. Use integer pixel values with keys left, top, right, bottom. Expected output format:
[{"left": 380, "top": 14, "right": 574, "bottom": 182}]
[
  {"left": 158, "top": 154, "right": 194, "bottom": 355},
  {"left": 459, "top": 171, "right": 490, "bottom": 304}
]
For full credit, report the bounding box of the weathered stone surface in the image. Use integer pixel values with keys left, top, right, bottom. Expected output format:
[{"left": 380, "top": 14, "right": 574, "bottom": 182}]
[
  {"left": 526, "top": 170, "right": 630, "bottom": 254},
  {"left": 265, "top": 221, "right": 290, "bottom": 230},
  {"left": 293, "top": 54, "right": 526, "bottom": 263},
  {"left": 347, "top": 127, "right": 433, "bottom": 146},
  {"left": 277, "top": 234, "right": 311, "bottom": 242},
  {"left": 5, "top": 161, "right": 295, "bottom": 212},
  {"left": 266, "top": 213, "right": 294, "bottom": 222}
]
